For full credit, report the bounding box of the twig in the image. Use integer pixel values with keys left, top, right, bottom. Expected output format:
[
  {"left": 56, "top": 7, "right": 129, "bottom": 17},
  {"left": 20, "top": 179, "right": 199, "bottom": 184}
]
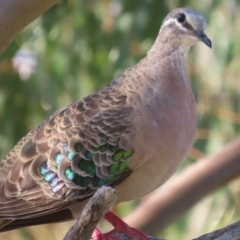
[{"left": 63, "top": 186, "right": 117, "bottom": 240}]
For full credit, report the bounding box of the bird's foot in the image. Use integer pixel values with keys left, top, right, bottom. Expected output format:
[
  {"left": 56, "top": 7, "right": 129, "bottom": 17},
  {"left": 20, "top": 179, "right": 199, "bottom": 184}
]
[
  {"left": 92, "top": 228, "right": 108, "bottom": 240},
  {"left": 103, "top": 211, "right": 149, "bottom": 240},
  {"left": 92, "top": 227, "right": 119, "bottom": 240},
  {"left": 92, "top": 211, "right": 149, "bottom": 240}
]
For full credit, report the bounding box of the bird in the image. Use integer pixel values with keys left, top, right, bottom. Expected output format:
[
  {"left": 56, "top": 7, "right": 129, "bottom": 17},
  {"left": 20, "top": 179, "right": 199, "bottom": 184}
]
[{"left": 0, "top": 7, "right": 211, "bottom": 240}]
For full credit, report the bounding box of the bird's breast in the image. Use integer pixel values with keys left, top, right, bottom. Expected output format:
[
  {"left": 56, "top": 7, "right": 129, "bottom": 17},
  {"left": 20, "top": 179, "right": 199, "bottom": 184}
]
[
  {"left": 115, "top": 85, "right": 197, "bottom": 202},
  {"left": 134, "top": 83, "right": 196, "bottom": 156}
]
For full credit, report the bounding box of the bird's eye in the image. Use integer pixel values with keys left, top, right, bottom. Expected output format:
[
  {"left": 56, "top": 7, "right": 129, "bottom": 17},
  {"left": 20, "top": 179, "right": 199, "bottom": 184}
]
[{"left": 176, "top": 13, "right": 186, "bottom": 23}]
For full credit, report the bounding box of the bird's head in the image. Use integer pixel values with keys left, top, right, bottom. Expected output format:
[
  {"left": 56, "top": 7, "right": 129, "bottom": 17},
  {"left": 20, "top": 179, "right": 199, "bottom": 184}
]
[{"left": 160, "top": 8, "right": 212, "bottom": 49}]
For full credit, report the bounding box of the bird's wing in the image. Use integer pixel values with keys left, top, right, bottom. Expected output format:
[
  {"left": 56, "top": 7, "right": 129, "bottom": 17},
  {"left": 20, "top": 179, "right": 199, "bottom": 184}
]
[{"left": 0, "top": 84, "right": 134, "bottom": 229}]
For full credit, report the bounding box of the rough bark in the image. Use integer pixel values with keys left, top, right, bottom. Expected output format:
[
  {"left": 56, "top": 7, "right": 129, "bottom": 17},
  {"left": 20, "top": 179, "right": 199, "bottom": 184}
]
[
  {"left": 193, "top": 220, "right": 240, "bottom": 240},
  {"left": 63, "top": 186, "right": 117, "bottom": 240}
]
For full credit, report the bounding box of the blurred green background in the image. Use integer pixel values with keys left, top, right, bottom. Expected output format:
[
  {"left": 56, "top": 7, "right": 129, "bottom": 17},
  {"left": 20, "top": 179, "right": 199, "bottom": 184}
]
[{"left": 0, "top": 0, "right": 240, "bottom": 239}]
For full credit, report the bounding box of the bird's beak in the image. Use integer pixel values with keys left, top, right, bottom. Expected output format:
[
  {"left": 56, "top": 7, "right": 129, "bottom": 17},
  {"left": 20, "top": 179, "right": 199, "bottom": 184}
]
[{"left": 194, "top": 29, "right": 212, "bottom": 48}]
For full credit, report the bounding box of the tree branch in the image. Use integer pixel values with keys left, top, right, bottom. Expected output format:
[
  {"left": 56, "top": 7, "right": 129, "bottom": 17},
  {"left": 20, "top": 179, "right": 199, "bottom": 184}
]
[
  {"left": 0, "top": 0, "right": 59, "bottom": 53},
  {"left": 63, "top": 186, "right": 117, "bottom": 240},
  {"left": 193, "top": 220, "right": 240, "bottom": 240}
]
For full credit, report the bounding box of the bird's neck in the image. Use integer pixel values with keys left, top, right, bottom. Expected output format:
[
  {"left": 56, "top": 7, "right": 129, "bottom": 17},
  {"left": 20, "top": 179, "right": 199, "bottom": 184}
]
[
  {"left": 112, "top": 35, "right": 192, "bottom": 94},
  {"left": 139, "top": 34, "right": 191, "bottom": 84}
]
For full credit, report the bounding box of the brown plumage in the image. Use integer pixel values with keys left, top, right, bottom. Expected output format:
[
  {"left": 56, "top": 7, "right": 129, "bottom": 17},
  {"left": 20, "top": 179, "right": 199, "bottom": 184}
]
[{"left": 0, "top": 8, "right": 211, "bottom": 238}]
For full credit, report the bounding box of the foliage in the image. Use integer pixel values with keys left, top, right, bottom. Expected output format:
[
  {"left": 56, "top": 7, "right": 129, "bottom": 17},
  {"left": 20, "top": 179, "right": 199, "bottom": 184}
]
[{"left": 0, "top": 0, "right": 240, "bottom": 239}]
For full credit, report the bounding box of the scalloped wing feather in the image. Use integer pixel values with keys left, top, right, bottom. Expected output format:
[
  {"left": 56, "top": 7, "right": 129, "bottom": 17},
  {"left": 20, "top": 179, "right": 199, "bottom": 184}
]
[{"left": 0, "top": 85, "right": 134, "bottom": 229}]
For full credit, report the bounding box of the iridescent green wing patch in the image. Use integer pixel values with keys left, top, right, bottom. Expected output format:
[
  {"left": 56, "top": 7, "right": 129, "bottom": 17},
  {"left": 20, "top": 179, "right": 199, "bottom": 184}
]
[{"left": 39, "top": 137, "right": 134, "bottom": 197}]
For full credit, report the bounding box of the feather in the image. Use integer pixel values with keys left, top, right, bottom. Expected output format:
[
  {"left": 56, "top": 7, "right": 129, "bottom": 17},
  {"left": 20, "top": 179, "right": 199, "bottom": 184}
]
[{"left": 0, "top": 85, "right": 134, "bottom": 231}]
